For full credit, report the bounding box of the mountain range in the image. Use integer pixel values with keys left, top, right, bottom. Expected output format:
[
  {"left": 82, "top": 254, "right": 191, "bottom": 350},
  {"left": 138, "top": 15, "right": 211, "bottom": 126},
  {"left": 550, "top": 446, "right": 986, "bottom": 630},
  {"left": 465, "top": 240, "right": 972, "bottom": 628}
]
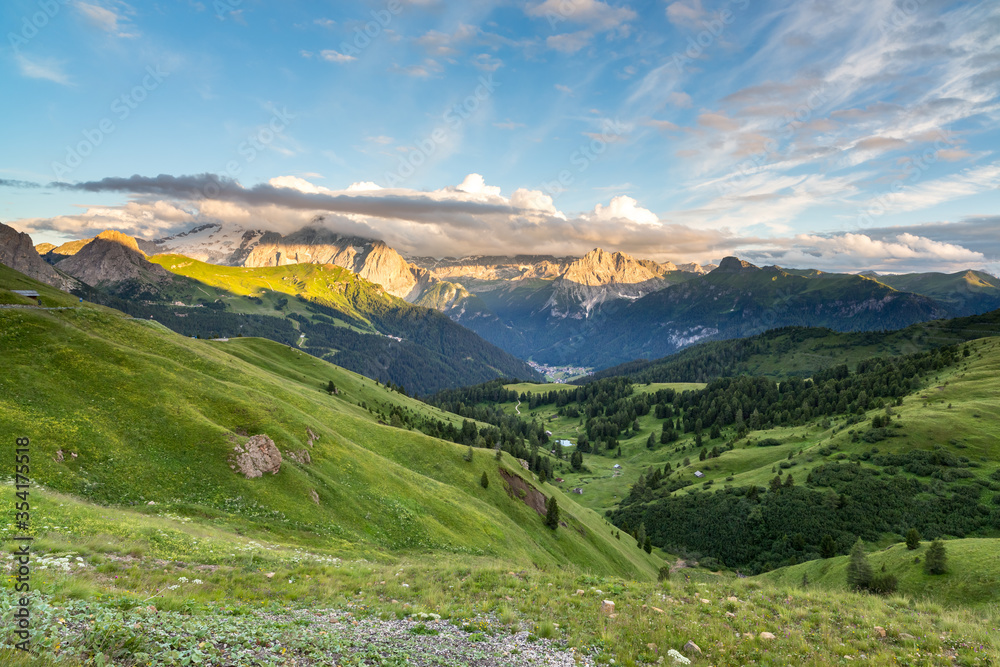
[{"left": 9, "top": 220, "right": 1000, "bottom": 377}]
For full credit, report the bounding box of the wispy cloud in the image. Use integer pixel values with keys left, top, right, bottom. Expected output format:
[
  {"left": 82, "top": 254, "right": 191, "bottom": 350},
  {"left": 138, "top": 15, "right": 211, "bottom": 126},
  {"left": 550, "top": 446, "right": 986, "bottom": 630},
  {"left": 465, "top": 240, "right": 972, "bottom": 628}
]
[
  {"left": 14, "top": 53, "right": 72, "bottom": 85},
  {"left": 74, "top": 1, "right": 138, "bottom": 38}
]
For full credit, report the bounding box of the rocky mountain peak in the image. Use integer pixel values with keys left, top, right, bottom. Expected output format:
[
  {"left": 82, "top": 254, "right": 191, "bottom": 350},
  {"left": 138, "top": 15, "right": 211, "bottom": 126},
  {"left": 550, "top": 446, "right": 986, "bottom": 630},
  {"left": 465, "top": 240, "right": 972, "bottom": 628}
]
[
  {"left": 55, "top": 233, "right": 172, "bottom": 287},
  {"left": 712, "top": 256, "right": 759, "bottom": 273},
  {"left": 563, "top": 248, "right": 663, "bottom": 286},
  {"left": 95, "top": 229, "right": 143, "bottom": 253},
  {"left": 0, "top": 222, "right": 70, "bottom": 288}
]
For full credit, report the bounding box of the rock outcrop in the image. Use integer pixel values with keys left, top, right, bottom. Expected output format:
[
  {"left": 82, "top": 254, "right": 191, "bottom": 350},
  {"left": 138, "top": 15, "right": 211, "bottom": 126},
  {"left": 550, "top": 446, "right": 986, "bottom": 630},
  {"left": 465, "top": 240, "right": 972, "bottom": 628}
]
[
  {"left": 0, "top": 222, "right": 71, "bottom": 289},
  {"left": 231, "top": 435, "right": 282, "bottom": 478}
]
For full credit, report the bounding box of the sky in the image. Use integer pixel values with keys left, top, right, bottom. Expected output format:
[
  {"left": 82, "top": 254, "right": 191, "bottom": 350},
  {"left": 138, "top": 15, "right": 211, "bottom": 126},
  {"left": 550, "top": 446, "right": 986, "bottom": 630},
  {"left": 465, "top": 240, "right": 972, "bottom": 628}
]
[{"left": 1, "top": 0, "right": 998, "bottom": 273}]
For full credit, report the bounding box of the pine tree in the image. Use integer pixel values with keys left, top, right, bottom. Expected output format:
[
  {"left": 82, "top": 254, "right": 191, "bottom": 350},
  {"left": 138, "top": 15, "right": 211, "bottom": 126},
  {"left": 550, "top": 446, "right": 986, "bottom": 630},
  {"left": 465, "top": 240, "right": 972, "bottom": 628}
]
[
  {"left": 326, "top": 380, "right": 337, "bottom": 395},
  {"left": 646, "top": 432, "right": 656, "bottom": 449},
  {"left": 846, "top": 539, "right": 873, "bottom": 591},
  {"left": 820, "top": 534, "right": 836, "bottom": 559},
  {"left": 480, "top": 472, "right": 489, "bottom": 489},
  {"left": 905, "top": 528, "right": 921, "bottom": 550},
  {"left": 545, "top": 496, "right": 559, "bottom": 530},
  {"left": 644, "top": 536, "right": 652, "bottom": 554},
  {"left": 637, "top": 522, "right": 647, "bottom": 550},
  {"left": 463, "top": 445, "right": 474, "bottom": 462},
  {"left": 925, "top": 539, "right": 947, "bottom": 575}
]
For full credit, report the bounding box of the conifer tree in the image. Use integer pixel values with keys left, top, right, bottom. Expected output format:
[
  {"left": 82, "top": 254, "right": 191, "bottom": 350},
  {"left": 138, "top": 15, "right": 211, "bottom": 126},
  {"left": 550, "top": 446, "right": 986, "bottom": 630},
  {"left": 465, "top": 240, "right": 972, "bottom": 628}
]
[
  {"left": 480, "top": 472, "right": 489, "bottom": 489},
  {"left": 925, "top": 539, "right": 947, "bottom": 575},
  {"left": 846, "top": 539, "right": 873, "bottom": 590},
  {"left": 905, "top": 528, "right": 921, "bottom": 550},
  {"left": 820, "top": 534, "right": 836, "bottom": 559},
  {"left": 545, "top": 496, "right": 559, "bottom": 529}
]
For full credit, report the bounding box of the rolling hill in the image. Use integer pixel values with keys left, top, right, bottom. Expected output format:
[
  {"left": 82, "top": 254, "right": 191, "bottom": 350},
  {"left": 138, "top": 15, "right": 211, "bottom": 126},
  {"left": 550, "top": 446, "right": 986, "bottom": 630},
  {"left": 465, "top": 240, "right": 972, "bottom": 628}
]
[{"left": 0, "top": 261, "right": 655, "bottom": 577}]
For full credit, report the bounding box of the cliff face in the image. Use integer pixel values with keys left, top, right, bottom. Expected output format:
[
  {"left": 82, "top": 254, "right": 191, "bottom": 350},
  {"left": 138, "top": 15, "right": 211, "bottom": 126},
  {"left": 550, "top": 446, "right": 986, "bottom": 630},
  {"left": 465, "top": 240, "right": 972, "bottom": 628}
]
[
  {"left": 0, "top": 222, "right": 73, "bottom": 289},
  {"left": 55, "top": 230, "right": 173, "bottom": 286},
  {"left": 237, "top": 227, "right": 433, "bottom": 301}
]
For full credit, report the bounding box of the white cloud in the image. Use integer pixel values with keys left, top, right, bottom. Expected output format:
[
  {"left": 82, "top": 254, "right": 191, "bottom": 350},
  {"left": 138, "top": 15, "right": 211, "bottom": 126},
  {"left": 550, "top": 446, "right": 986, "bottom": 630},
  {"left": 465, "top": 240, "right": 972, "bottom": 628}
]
[
  {"left": 527, "top": 0, "right": 637, "bottom": 32},
  {"left": 547, "top": 31, "right": 592, "bottom": 53},
  {"left": 472, "top": 53, "right": 503, "bottom": 72},
  {"left": 416, "top": 24, "right": 478, "bottom": 56},
  {"left": 320, "top": 50, "right": 356, "bottom": 63},
  {"left": 455, "top": 173, "right": 502, "bottom": 197},
  {"left": 15, "top": 53, "right": 72, "bottom": 85},
  {"left": 268, "top": 175, "right": 332, "bottom": 194},
  {"left": 665, "top": 0, "right": 705, "bottom": 27},
  {"left": 74, "top": 1, "right": 137, "bottom": 37},
  {"left": 794, "top": 232, "right": 984, "bottom": 263},
  {"left": 586, "top": 195, "right": 660, "bottom": 226}
]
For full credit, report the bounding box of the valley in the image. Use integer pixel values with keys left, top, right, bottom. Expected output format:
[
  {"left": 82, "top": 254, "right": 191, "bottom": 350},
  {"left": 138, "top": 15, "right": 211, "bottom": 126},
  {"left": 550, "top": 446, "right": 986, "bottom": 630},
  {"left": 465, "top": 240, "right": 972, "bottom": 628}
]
[{"left": 2, "top": 226, "right": 999, "bottom": 666}]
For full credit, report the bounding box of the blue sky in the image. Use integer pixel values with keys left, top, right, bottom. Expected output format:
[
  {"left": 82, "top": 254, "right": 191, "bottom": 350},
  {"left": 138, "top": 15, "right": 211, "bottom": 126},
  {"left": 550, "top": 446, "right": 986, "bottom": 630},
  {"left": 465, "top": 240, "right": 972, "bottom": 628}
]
[{"left": 2, "top": 0, "right": 999, "bottom": 272}]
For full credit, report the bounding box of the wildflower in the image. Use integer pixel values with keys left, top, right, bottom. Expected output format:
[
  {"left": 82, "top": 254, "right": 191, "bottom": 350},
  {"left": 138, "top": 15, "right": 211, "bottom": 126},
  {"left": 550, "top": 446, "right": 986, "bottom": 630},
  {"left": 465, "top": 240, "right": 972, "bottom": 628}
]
[
  {"left": 178, "top": 577, "right": 188, "bottom": 583},
  {"left": 193, "top": 579, "right": 203, "bottom": 584}
]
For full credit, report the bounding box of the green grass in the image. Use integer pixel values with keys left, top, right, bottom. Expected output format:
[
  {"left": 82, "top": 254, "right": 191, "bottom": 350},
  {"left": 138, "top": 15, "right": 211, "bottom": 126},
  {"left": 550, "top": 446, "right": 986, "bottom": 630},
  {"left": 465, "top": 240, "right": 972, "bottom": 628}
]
[
  {"left": 0, "top": 263, "right": 659, "bottom": 579},
  {"left": 2, "top": 495, "right": 998, "bottom": 666},
  {"left": 2, "top": 265, "right": 1000, "bottom": 665},
  {"left": 762, "top": 538, "right": 1000, "bottom": 608},
  {"left": 522, "top": 338, "right": 1000, "bottom": 517}
]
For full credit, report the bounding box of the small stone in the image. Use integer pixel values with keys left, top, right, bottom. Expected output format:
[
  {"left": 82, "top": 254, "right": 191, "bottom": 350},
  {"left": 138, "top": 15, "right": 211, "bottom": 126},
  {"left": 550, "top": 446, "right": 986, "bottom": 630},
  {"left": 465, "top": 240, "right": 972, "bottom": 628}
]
[
  {"left": 874, "top": 626, "right": 886, "bottom": 638},
  {"left": 743, "top": 633, "right": 754, "bottom": 640},
  {"left": 682, "top": 640, "right": 702, "bottom": 656},
  {"left": 760, "top": 631, "right": 776, "bottom": 640},
  {"left": 265, "top": 572, "right": 275, "bottom": 578},
  {"left": 727, "top": 596, "right": 739, "bottom": 602},
  {"left": 725, "top": 611, "right": 737, "bottom": 618},
  {"left": 576, "top": 589, "right": 585, "bottom": 596},
  {"left": 600, "top": 600, "right": 616, "bottom": 615},
  {"left": 900, "top": 633, "right": 915, "bottom": 640},
  {"left": 650, "top": 606, "right": 665, "bottom": 614},
  {"left": 647, "top": 643, "right": 657, "bottom": 651},
  {"left": 700, "top": 598, "right": 710, "bottom": 604}
]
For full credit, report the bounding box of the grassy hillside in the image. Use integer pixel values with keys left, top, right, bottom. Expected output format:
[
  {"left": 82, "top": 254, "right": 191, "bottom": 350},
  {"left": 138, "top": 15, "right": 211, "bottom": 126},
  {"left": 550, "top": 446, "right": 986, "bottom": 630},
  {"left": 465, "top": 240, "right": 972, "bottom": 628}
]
[
  {"left": 0, "top": 263, "right": 658, "bottom": 579},
  {"left": 3, "top": 483, "right": 998, "bottom": 665},
  {"left": 762, "top": 537, "right": 1000, "bottom": 608},
  {"left": 876, "top": 270, "right": 1000, "bottom": 316},
  {"left": 586, "top": 309, "right": 1000, "bottom": 384},
  {"left": 83, "top": 254, "right": 543, "bottom": 395}
]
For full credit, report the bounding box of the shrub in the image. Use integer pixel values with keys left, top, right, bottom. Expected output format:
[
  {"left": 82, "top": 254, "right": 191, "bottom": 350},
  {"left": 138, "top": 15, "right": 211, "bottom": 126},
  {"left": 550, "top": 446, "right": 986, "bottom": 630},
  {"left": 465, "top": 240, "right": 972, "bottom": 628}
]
[
  {"left": 905, "top": 528, "right": 920, "bottom": 550},
  {"left": 925, "top": 539, "right": 947, "bottom": 575},
  {"left": 757, "top": 438, "right": 781, "bottom": 447},
  {"left": 868, "top": 572, "right": 898, "bottom": 595},
  {"left": 480, "top": 472, "right": 489, "bottom": 489},
  {"left": 658, "top": 566, "right": 670, "bottom": 581}
]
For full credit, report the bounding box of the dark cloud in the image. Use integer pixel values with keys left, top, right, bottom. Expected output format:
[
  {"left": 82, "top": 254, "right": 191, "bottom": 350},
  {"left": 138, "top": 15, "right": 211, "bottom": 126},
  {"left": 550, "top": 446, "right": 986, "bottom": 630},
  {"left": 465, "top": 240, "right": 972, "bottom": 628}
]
[{"left": 50, "top": 174, "right": 518, "bottom": 228}]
